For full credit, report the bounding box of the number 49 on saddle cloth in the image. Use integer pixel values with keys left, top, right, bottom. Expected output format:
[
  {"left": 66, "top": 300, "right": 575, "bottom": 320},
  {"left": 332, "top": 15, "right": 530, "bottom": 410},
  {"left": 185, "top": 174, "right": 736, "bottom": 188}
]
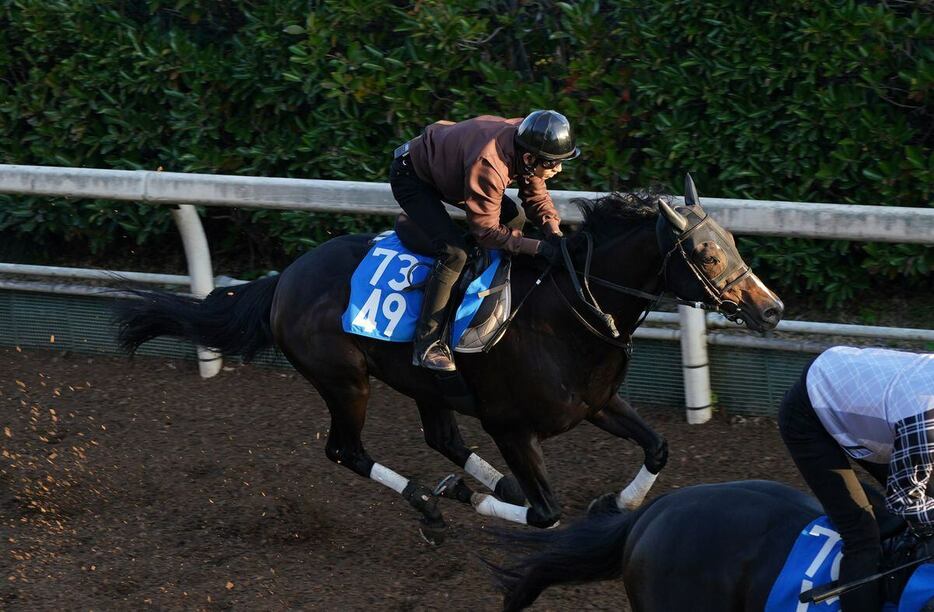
[
  {"left": 341, "top": 231, "right": 511, "bottom": 352},
  {"left": 766, "top": 515, "right": 934, "bottom": 611}
]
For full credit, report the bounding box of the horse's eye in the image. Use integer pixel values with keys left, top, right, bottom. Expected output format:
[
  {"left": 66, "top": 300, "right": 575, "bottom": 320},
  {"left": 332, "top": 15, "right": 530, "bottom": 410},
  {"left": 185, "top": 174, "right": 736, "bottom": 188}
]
[
  {"left": 694, "top": 242, "right": 719, "bottom": 263},
  {"left": 694, "top": 250, "right": 718, "bottom": 266}
]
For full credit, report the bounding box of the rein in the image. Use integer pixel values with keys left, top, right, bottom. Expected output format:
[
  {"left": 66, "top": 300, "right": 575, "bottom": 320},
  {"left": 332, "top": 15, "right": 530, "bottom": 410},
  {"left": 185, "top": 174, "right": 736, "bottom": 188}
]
[
  {"left": 481, "top": 219, "right": 747, "bottom": 352},
  {"left": 549, "top": 231, "right": 716, "bottom": 347}
]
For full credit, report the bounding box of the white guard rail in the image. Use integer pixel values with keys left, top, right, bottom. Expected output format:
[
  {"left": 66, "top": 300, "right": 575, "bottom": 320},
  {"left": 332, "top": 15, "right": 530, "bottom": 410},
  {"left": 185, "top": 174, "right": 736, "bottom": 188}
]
[
  {"left": 0, "top": 165, "right": 931, "bottom": 242},
  {"left": 1, "top": 165, "right": 932, "bottom": 422}
]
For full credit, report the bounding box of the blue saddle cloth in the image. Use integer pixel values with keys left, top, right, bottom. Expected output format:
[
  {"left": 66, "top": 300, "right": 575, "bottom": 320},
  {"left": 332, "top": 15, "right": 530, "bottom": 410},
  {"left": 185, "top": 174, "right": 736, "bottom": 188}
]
[
  {"left": 766, "top": 516, "right": 845, "bottom": 611},
  {"left": 766, "top": 515, "right": 934, "bottom": 611},
  {"left": 898, "top": 563, "right": 934, "bottom": 612},
  {"left": 341, "top": 232, "right": 504, "bottom": 349}
]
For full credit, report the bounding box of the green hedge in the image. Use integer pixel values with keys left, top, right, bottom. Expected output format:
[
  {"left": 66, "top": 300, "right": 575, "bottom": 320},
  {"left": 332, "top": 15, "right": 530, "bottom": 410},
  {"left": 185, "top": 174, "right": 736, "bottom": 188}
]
[{"left": 0, "top": 1, "right": 930, "bottom": 304}]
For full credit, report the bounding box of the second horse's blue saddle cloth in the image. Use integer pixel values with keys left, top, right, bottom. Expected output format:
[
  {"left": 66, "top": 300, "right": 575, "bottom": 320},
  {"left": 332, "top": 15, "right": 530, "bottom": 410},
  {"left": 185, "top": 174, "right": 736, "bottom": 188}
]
[{"left": 766, "top": 515, "right": 933, "bottom": 611}]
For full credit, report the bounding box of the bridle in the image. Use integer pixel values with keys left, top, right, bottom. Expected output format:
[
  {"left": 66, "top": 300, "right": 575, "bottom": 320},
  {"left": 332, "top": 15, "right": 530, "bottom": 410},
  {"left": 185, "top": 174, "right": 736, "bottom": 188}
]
[
  {"left": 547, "top": 210, "right": 751, "bottom": 347},
  {"left": 481, "top": 206, "right": 753, "bottom": 354},
  {"left": 662, "top": 211, "right": 752, "bottom": 319}
]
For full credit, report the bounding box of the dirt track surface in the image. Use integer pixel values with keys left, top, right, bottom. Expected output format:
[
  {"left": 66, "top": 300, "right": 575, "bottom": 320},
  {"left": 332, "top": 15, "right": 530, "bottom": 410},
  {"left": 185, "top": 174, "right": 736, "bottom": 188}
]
[{"left": 1, "top": 347, "right": 811, "bottom": 611}]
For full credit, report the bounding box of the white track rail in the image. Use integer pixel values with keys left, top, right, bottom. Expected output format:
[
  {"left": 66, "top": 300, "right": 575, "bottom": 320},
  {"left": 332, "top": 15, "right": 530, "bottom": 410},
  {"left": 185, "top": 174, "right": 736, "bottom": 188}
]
[
  {"left": 1, "top": 164, "right": 931, "bottom": 242},
  {"left": 1, "top": 164, "right": 930, "bottom": 419}
]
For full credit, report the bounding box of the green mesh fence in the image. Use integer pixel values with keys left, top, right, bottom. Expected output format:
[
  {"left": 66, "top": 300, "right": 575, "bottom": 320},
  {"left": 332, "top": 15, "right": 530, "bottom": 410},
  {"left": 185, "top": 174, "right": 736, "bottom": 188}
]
[
  {"left": 0, "top": 289, "right": 811, "bottom": 416},
  {"left": 707, "top": 346, "right": 814, "bottom": 416},
  {"left": 0, "top": 289, "right": 196, "bottom": 359}
]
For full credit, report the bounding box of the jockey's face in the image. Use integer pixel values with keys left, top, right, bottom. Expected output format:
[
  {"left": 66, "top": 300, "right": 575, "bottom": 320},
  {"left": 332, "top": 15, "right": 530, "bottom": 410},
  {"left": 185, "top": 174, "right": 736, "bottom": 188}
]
[{"left": 523, "top": 153, "right": 563, "bottom": 180}]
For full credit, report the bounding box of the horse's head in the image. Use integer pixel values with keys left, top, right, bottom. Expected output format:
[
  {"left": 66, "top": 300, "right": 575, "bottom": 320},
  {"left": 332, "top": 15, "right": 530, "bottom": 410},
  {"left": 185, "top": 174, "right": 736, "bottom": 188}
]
[{"left": 655, "top": 174, "right": 783, "bottom": 331}]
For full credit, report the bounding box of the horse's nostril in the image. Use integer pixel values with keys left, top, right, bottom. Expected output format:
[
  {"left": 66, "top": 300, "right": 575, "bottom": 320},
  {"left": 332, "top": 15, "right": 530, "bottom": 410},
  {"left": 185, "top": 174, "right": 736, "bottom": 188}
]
[{"left": 763, "top": 308, "right": 778, "bottom": 321}]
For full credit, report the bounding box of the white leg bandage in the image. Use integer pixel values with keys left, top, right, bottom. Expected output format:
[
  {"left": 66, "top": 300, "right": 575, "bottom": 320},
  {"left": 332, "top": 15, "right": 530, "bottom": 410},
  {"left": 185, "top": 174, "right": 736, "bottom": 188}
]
[
  {"left": 369, "top": 463, "right": 409, "bottom": 494},
  {"left": 464, "top": 453, "right": 504, "bottom": 491},
  {"left": 616, "top": 465, "right": 657, "bottom": 510},
  {"left": 471, "top": 493, "right": 528, "bottom": 525}
]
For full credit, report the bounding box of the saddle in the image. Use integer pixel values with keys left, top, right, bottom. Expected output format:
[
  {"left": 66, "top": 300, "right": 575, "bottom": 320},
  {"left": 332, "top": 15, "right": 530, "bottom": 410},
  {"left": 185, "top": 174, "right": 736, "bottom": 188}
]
[
  {"left": 393, "top": 213, "right": 512, "bottom": 352},
  {"left": 340, "top": 214, "right": 512, "bottom": 353}
]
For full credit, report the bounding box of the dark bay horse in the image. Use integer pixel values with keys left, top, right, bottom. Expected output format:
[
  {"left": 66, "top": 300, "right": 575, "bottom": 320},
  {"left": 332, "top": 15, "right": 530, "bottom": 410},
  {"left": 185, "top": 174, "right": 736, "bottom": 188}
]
[
  {"left": 492, "top": 480, "right": 932, "bottom": 611},
  {"left": 116, "top": 175, "right": 783, "bottom": 535}
]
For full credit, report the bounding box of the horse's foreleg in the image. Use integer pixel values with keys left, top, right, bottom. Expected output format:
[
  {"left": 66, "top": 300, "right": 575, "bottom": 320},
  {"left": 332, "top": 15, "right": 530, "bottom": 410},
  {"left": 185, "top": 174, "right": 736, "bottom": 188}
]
[
  {"left": 432, "top": 428, "right": 557, "bottom": 528},
  {"left": 588, "top": 395, "right": 668, "bottom": 510},
  {"left": 486, "top": 430, "right": 561, "bottom": 529},
  {"left": 416, "top": 401, "right": 527, "bottom": 505}
]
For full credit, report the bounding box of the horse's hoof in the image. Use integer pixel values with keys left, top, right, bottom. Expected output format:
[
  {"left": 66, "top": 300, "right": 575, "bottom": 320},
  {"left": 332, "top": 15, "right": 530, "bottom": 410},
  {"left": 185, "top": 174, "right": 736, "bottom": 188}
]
[
  {"left": 433, "top": 474, "right": 474, "bottom": 504},
  {"left": 418, "top": 522, "right": 447, "bottom": 546},
  {"left": 404, "top": 482, "right": 446, "bottom": 528},
  {"left": 433, "top": 473, "right": 458, "bottom": 496},
  {"left": 494, "top": 474, "right": 527, "bottom": 506},
  {"left": 587, "top": 492, "right": 621, "bottom": 517}
]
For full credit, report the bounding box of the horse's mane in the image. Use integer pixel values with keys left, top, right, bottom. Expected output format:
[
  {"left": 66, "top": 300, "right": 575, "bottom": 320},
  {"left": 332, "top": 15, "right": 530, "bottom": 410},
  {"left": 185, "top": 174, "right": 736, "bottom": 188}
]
[{"left": 574, "top": 189, "right": 670, "bottom": 243}]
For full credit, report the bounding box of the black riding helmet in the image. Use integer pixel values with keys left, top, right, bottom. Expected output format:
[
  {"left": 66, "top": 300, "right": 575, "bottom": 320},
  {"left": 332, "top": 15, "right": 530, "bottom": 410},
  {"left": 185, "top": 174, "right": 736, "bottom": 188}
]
[{"left": 515, "top": 110, "right": 581, "bottom": 161}]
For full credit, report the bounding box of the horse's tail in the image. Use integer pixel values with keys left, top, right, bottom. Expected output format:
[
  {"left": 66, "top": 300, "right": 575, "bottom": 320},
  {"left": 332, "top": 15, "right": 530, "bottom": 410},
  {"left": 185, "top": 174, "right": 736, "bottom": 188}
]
[
  {"left": 489, "top": 510, "right": 638, "bottom": 611},
  {"left": 115, "top": 276, "right": 280, "bottom": 362}
]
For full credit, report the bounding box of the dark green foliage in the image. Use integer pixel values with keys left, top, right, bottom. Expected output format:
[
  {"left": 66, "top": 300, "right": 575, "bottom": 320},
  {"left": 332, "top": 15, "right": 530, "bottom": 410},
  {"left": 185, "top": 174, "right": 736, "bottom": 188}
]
[{"left": 0, "top": 0, "right": 930, "bottom": 305}]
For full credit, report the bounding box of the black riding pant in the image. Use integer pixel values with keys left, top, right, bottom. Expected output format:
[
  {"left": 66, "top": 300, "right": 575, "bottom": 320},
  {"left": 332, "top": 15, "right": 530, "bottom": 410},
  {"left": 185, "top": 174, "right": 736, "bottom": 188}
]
[
  {"left": 778, "top": 362, "right": 887, "bottom": 612},
  {"left": 389, "top": 156, "right": 524, "bottom": 275}
]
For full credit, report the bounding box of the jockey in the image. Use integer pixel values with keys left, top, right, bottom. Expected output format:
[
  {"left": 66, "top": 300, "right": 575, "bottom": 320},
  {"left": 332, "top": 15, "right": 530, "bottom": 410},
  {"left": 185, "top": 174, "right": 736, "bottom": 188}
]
[
  {"left": 389, "top": 110, "right": 579, "bottom": 372},
  {"left": 778, "top": 346, "right": 934, "bottom": 612}
]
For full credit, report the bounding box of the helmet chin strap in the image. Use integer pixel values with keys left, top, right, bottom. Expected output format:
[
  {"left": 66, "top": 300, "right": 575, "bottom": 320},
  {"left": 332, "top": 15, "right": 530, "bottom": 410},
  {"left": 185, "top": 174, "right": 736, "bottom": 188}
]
[
  {"left": 516, "top": 150, "right": 536, "bottom": 177},
  {"left": 513, "top": 134, "right": 538, "bottom": 176}
]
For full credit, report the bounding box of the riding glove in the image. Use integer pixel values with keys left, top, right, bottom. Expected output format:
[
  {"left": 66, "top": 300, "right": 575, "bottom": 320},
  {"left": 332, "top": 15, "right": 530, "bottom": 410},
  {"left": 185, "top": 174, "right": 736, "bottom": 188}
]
[
  {"left": 909, "top": 521, "right": 934, "bottom": 540},
  {"left": 536, "top": 236, "right": 562, "bottom": 264}
]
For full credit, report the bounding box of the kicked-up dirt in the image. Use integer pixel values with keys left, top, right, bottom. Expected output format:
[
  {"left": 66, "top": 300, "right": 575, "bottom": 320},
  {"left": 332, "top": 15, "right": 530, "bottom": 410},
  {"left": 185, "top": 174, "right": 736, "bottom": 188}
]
[{"left": 1, "top": 346, "right": 812, "bottom": 611}]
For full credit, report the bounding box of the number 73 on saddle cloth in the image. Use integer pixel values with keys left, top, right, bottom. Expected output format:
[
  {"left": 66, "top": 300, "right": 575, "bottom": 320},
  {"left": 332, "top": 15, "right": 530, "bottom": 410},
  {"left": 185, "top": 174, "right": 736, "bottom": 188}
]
[{"left": 341, "top": 232, "right": 504, "bottom": 348}]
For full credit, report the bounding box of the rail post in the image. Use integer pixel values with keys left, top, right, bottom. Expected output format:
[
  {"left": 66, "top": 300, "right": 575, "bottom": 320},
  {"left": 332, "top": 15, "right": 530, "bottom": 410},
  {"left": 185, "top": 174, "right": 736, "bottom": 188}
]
[
  {"left": 170, "top": 204, "right": 222, "bottom": 378},
  {"left": 679, "top": 305, "right": 712, "bottom": 424}
]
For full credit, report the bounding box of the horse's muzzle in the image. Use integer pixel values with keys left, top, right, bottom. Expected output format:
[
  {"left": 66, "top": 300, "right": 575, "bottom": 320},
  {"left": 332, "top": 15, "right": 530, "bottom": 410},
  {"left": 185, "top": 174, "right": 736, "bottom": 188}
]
[
  {"left": 726, "top": 272, "right": 784, "bottom": 332},
  {"left": 738, "top": 302, "right": 784, "bottom": 332}
]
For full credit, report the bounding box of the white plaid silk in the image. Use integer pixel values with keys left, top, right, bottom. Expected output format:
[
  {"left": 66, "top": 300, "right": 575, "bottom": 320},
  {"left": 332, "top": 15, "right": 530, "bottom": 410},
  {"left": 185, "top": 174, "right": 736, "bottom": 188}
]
[{"left": 807, "top": 346, "right": 934, "bottom": 525}]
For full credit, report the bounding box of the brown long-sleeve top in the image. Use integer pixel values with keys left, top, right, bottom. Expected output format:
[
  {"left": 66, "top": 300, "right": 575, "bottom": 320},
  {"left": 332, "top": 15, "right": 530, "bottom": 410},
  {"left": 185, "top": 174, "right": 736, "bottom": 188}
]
[{"left": 407, "top": 115, "right": 562, "bottom": 256}]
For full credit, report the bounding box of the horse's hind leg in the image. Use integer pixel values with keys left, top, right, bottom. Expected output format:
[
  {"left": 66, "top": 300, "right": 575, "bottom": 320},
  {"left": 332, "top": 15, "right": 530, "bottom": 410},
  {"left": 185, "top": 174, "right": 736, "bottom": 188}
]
[
  {"left": 416, "top": 401, "right": 526, "bottom": 505},
  {"left": 287, "top": 351, "right": 446, "bottom": 538},
  {"left": 587, "top": 395, "right": 668, "bottom": 510}
]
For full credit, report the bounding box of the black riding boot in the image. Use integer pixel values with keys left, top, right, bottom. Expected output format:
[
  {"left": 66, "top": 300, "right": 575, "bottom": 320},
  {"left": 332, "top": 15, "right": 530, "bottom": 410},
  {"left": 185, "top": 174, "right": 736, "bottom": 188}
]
[
  {"left": 839, "top": 545, "right": 883, "bottom": 612},
  {"left": 413, "top": 261, "right": 460, "bottom": 372}
]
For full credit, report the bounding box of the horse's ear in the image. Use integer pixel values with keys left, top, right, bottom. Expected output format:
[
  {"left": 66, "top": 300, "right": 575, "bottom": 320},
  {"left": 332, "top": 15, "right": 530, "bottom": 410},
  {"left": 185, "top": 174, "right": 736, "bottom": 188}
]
[
  {"left": 658, "top": 198, "right": 688, "bottom": 232},
  {"left": 684, "top": 173, "right": 700, "bottom": 207}
]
